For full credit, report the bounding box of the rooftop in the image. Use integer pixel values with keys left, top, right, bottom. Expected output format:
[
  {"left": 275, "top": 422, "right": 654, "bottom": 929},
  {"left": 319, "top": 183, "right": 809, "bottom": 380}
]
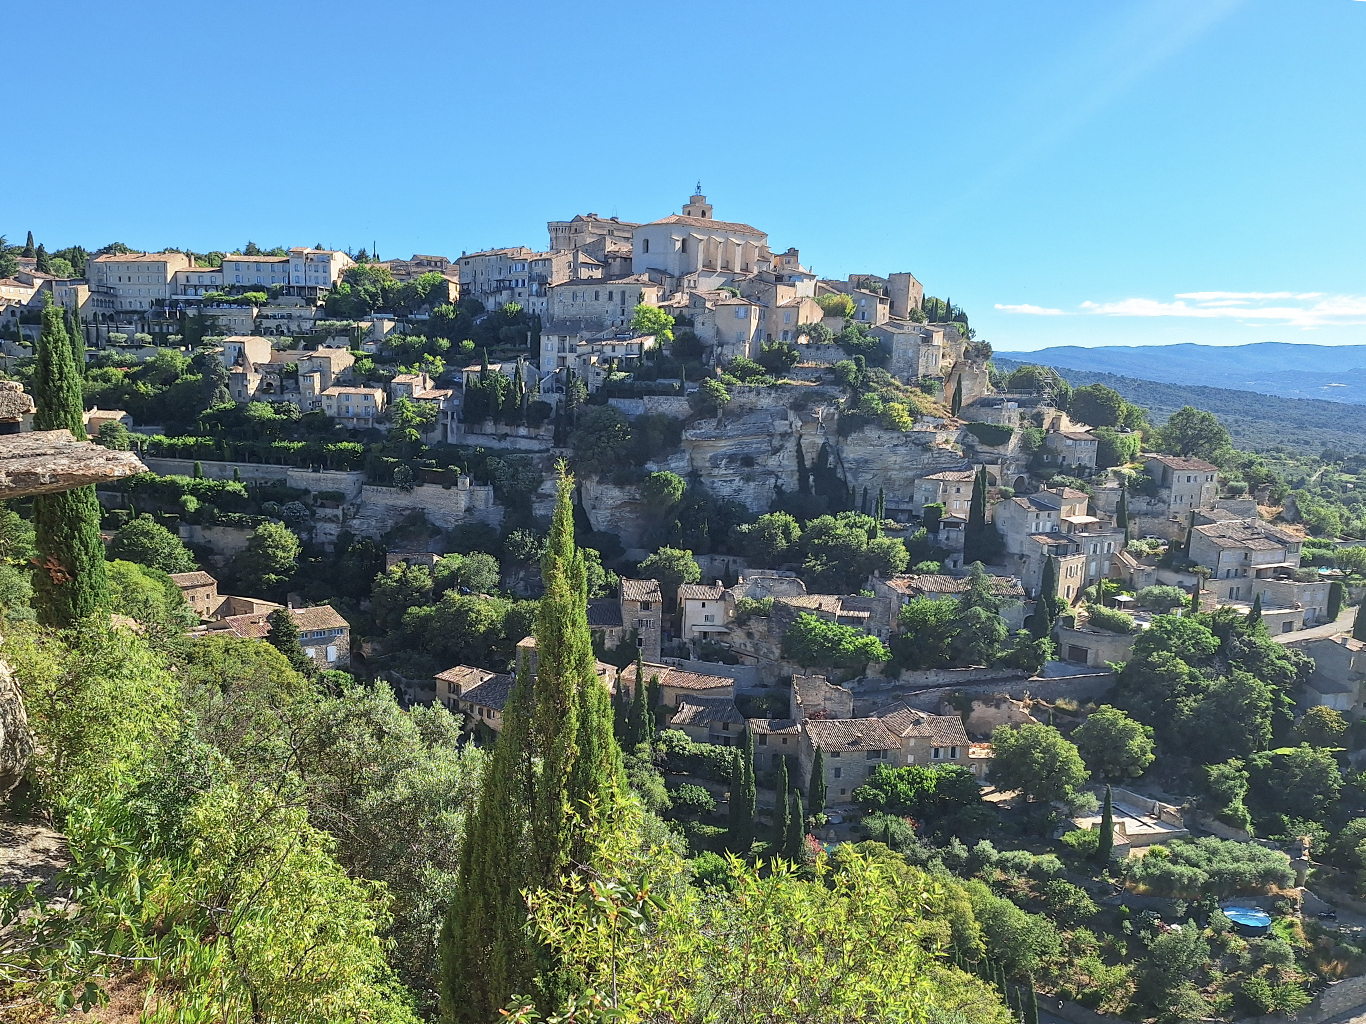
[
  {"left": 460, "top": 673, "right": 516, "bottom": 711},
  {"left": 587, "top": 597, "right": 624, "bottom": 628},
  {"left": 804, "top": 718, "right": 899, "bottom": 752},
  {"left": 435, "top": 665, "right": 496, "bottom": 689},
  {"left": 645, "top": 214, "right": 766, "bottom": 235},
  {"left": 679, "top": 584, "right": 726, "bottom": 602},
  {"left": 1146, "top": 453, "right": 1219, "bottom": 473},
  {"left": 620, "top": 579, "right": 663, "bottom": 603},
  {"left": 671, "top": 696, "right": 746, "bottom": 728},
  {"left": 881, "top": 573, "right": 1025, "bottom": 599},
  {"left": 169, "top": 571, "right": 216, "bottom": 589},
  {"left": 873, "top": 703, "right": 972, "bottom": 746},
  {"left": 641, "top": 661, "right": 734, "bottom": 694}
]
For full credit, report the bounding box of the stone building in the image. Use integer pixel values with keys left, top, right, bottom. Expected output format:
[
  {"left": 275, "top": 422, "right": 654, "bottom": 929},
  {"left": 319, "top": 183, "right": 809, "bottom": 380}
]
[
  {"left": 86, "top": 251, "right": 192, "bottom": 313},
  {"left": 679, "top": 582, "right": 729, "bottom": 641},
  {"left": 1286, "top": 635, "right": 1366, "bottom": 714},
  {"left": 632, "top": 193, "right": 773, "bottom": 293},
  {"left": 671, "top": 695, "right": 746, "bottom": 746},
  {"left": 1043, "top": 427, "right": 1099, "bottom": 471},
  {"left": 868, "top": 572, "right": 1026, "bottom": 631},
  {"left": 204, "top": 605, "right": 351, "bottom": 669},
  {"left": 995, "top": 486, "right": 1122, "bottom": 601},
  {"left": 913, "top": 469, "right": 976, "bottom": 516},
  {"left": 588, "top": 579, "right": 664, "bottom": 663},
  {"left": 1189, "top": 518, "right": 1303, "bottom": 604},
  {"left": 322, "top": 386, "right": 386, "bottom": 428}
]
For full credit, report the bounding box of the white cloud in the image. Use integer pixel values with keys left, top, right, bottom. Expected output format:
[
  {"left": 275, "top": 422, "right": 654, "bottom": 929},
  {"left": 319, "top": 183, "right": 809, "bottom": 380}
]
[
  {"left": 1072, "top": 292, "right": 1366, "bottom": 328},
  {"left": 994, "top": 303, "right": 1067, "bottom": 316}
]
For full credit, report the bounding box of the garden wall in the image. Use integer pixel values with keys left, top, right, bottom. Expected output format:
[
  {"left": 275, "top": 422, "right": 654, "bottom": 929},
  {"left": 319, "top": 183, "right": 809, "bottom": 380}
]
[
  {"left": 142, "top": 458, "right": 365, "bottom": 500},
  {"left": 895, "top": 671, "right": 1117, "bottom": 718}
]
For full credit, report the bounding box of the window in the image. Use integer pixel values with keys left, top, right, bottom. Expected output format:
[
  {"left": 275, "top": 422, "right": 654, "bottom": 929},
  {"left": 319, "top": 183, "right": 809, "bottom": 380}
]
[
  {"left": 643, "top": 238, "right": 650, "bottom": 253},
  {"left": 833, "top": 767, "right": 842, "bottom": 779},
  {"left": 735, "top": 308, "right": 746, "bottom": 319},
  {"left": 758, "top": 734, "right": 767, "bottom": 746},
  {"left": 932, "top": 747, "right": 943, "bottom": 760},
  {"left": 829, "top": 750, "right": 840, "bottom": 758},
  {"left": 703, "top": 614, "right": 715, "bottom": 623},
  {"left": 640, "top": 601, "right": 652, "bottom": 612},
  {"left": 680, "top": 238, "right": 688, "bottom": 253}
]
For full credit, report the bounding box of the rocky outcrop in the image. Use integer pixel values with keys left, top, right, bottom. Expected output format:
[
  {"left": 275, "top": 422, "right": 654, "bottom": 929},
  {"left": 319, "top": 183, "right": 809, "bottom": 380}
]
[
  {"left": 0, "top": 655, "right": 32, "bottom": 802},
  {"left": 0, "top": 429, "right": 145, "bottom": 498},
  {"left": 833, "top": 421, "right": 972, "bottom": 508}
]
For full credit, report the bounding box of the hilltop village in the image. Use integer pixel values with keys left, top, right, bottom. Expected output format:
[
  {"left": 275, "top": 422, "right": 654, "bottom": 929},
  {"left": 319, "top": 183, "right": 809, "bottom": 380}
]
[{"left": 3, "top": 199, "right": 1366, "bottom": 1022}]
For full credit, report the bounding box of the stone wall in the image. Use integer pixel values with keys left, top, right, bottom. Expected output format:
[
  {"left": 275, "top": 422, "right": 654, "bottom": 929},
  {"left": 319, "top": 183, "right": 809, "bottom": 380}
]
[
  {"left": 640, "top": 395, "right": 694, "bottom": 419},
  {"left": 180, "top": 523, "right": 255, "bottom": 561},
  {"left": 892, "top": 665, "right": 1031, "bottom": 690},
  {"left": 1055, "top": 625, "right": 1137, "bottom": 668},
  {"left": 894, "top": 671, "right": 1117, "bottom": 718},
  {"left": 142, "top": 457, "right": 366, "bottom": 500}
]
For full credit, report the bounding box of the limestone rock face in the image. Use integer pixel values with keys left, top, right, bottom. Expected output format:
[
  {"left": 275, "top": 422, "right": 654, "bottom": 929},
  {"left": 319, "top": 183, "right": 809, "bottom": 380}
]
[
  {"left": 578, "top": 478, "right": 653, "bottom": 551},
  {"left": 674, "top": 407, "right": 805, "bottom": 512},
  {"left": 0, "top": 655, "right": 32, "bottom": 803},
  {"left": 834, "top": 421, "right": 973, "bottom": 508}
]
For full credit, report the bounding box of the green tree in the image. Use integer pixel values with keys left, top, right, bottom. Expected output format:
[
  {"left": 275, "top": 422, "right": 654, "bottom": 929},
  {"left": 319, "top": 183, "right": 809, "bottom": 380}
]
[
  {"left": 266, "top": 607, "right": 315, "bottom": 677},
  {"left": 808, "top": 747, "right": 827, "bottom": 815},
  {"left": 951, "top": 376, "right": 964, "bottom": 416},
  {"left": 32, "top": 302, "right": 107, "bottom": 627},
  {"left": 439, "top": 467, "right": 623, "bottom": 1023},
  {"left": 1026, "top": 559, "right": 1057, "bottom": 639},
  {"left": 989, "top": 723, "right": 1089, "bottom": 805},
  {"left": 964, "top": 468, "right": 1002, "bottom": 564},
  {"left": 640, "top": 470, "right": 686, "bottom": 509},
  {"left": 1160, "top": 405, "right": 1231, "bottom": 462},
  {"left": 1116, "top": 489, "right": 1130, "bottom": 542},
  {"left": 1246, "top": 593, "right": 1262, "bottom": 629},
  {"left": 893, "top": 597, "right": 959, "bottom": 669},
  {"left": 1097, "top": 785, "right": 1114, "bottom": 863},
  {"left": 107, "top": 513, "right": 197, "bottom": 573},
  {"left": 1072, "top": 705, "right": 1155, "bottom": 781},
  {"left": 1069, "top": 384, "right": 1126, "bottom": 428},
  {"left": 732, "top": 511, "right": 801, "bottom": 566},
  {"left": 1295, "top": 705, "right": 1348, "bottom": 748},
  {"left": 1354, "top": 602, "right": 1366, "bottom": 642},
  {"left": 638, "top": 546, "right": 701, "bottom": 605},
  {"left": 783, "top": 612, "right": 889, "bottom": 669},
  {"left": 237, "top": 521, "right": 301, "bottom": 596},
  {"left": 630, "top": 304, "right": 675, "bottom": 348},
  {"left": 95, "top": 419, "right": 132, "bottom": 450}
]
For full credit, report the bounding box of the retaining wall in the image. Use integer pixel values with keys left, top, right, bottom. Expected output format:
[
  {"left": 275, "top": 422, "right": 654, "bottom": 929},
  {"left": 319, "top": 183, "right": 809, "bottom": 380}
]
[
  {"left": 894, "top": 672, "right": 1116, "bottom": 717},
  {"left": 142, "top": 458, "right": 366, "bottom": 499}
]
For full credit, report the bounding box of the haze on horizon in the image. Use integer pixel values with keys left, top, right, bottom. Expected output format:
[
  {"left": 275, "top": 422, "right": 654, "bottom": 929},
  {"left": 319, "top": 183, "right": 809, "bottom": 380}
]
[{"left": 4, "top": 0, "right": 1363, "bottom": 353}]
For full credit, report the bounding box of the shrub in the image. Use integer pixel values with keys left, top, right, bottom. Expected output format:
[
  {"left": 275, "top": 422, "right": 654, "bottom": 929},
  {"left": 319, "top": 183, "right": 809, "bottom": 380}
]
[
  {"left": 1136, "top": 585, "right": 1189, "bottom": 613},
  {"left": 656, "top": 729, "right": 734, "bottom": 782},
  {"left": 1125, "top": 837, "right": 1294, "bottom": 897},
  {"left": 672, "top": 783, "right": 717, "bottom": 815},
  {"left": 965, "top": 422, "right": 1014, "bottom": 447},
  {"left": 1060, "top": 828, "right": 1100, "bottom": 857},
  {"left": 1086, "top": 605, "right": 1136, "bottom": 634}
]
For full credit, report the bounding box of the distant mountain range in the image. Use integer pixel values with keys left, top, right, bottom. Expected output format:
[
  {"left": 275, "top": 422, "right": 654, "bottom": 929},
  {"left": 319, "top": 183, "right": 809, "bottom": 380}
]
[{"left": 993, "top": 343, "right": 1366, "bottom": 405}]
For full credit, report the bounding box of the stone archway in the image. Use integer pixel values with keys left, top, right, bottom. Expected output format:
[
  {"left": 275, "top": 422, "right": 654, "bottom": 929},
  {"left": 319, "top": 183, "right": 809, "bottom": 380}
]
[{"left": 1013, "top": 475, "right": 1028, "bottom": 492}]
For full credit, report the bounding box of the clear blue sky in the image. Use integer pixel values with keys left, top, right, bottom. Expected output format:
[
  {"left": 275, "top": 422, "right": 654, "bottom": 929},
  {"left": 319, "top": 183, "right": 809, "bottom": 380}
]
[{"left": 6, "top": 0, "right": 1364, "bottom": 351}]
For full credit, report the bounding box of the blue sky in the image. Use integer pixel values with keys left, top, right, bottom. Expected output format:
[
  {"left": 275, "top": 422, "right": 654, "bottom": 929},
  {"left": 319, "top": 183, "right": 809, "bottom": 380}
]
[{"left": 5, "top": 0, "right": 1364, "bottom": 351}]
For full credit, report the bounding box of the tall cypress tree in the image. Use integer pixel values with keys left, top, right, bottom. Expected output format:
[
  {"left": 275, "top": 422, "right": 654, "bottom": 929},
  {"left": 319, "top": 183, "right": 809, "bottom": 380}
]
[
  {"left": 784, "top": 790, "right": 805, "bottom": 861},
  {"left": 22, "top": 232, "right": 35, "bottom": 258},
  {"left": 65, "top": 305, "right": 82, "bottom": 367},
  {"left": 1029, "top": 557, "right": 1058, "bottom": 638},
  {"left": 1116, "top": 490, "right": 1130, "bottom": 544},
  {"left": 1355, "top": 602, "right": 1366, "bottom": 643},
  {"left": 964, "top": 466, "right": 991, "bottom": 563},
  {"left": 808, "top": 747, "right": 826, "bottom": 815},
  {"left": 1189, "top": 583, "right": 1201, "bottom": 616},
  {"left": 440, "top": 466, "right": 623, "bottom": 1023},
  {"left": 951, "top": 376, "right": 963, "bottom": 416},
  {"left": 32, "top": 302, "right": 106, "bottom": 627},
  {"left": 774, "top": 754, "right": 790, "bottom": 844},
  {"left": 1247, "top": 593, "right": 1262, "bottom": 628},
  {"left": 727, "top": 747, "right": 746, "bottom": 850},
  {"left": 1097, "top": 784, "right": 1114, "bottom": 864},
  {"left": 876, "top": 486, "right": 886, "bottom": 527},
  {"left": 737, "top": 729, "right": 756, "bottom": 853},
  {"left": 1027, "top": 985, "right": 1040, "bottom": 1024}
]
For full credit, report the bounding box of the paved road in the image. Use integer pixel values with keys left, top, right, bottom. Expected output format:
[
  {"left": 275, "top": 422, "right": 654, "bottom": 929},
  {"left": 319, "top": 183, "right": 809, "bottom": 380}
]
[{"left": 1273, "top": 604, "right": 1357, "bottom": 645}]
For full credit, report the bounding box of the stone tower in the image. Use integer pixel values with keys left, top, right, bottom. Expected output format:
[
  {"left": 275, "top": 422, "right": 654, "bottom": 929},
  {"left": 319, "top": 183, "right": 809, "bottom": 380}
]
[{"left": 683, "top": 193, "right": 713, "bottom": 219}]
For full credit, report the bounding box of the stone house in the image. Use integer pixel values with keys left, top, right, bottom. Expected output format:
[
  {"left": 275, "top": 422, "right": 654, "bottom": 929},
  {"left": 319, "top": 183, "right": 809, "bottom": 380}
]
[
  {"left": 86, "top": 251, "right": 191, "bottom": 313},
  {"left": 204, "top": 605, "right": 351, "bottom": 669},
  {"left": 797, "top": 706, "right": 972, "bottom": 805},
  {"left": 640, "top": 662, "right": 734, "bottom": 710},
  {"left": 457, "top": 673, "right": 515, "bottom": 735},
  {"left": 1189, "top": 519, "right": 1303, "bottom": 603},
  {"left": 913, "top": 469, "right": 976, "bottom": 516},
  {"left": 169, "top": 571, "right": 220, "bottom": 620},
  {"left": 1144, "top": 454, "right": 1219, "bottom": 516},
  {"left": 995, "top": 486, "right": 1122, "bottom": 601},
  {"left": 1055, "top": 621, "right": 1138, "bottom": 668},
  {"left": 873, "top": 320, "right": 946, "bottom": 380},
  {"left": 679, "top": 582, "right": 729, "bottom": 641},
  {"left": 620, "top": 579, "right": 663, "bottom": 662},
  {"left": 868, "top": 572, "right": 1026, "bottom": 631},
  {"left": 322, "top": 386, "right": 386, "bottom": 428},
  {"left": 1043, "top": 428, "right": 1099, "bottom": 471},
  {"left": 1286, "top": 635, "right": 1366, "bottom": 714},
  {"left": 770, "top": 592, "right": 890, "bottom": 643},
  {"left": 671, "top": 695, "right": 746, "bottom": 746},
  {"left": 749, "top": 717, "right": 802, "bottom": 772},
  {"left": 631, "top": 193, "right": 773, "bottom": 294},
  {"left": 433, "top": 665, "right": 495, "bottom": 713},
  {"left": 546, "top": 276, "right": 661, "bottom": 331}
]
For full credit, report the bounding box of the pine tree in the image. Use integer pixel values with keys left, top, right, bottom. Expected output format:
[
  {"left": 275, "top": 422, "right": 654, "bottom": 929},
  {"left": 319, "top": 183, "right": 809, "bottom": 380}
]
[
  {"left": 31, "top": 302, "right": 106, "bottom": 627},
  {"left": 951, "top": 376, "right": 963, "bottom": 416},
  {"left": 775, "top": 754, "right": 790, "bottom": 844},
  {"left": 1355, "top": 602, "right": 1366, "bottom": 643},
  {"left": 266, "top": 608, "right": 314, "bottom": 677},
  {"left": 1247, "top": 593, "right": 1262, "bottom": 628},
  {"left": 1097, "top": 784, "right": 1114, "bottom": 864},
  {"left": 808, "top": 746, "right": 826, "bottom": 815},
  {"left": 440, "top": 466, "right": 623, "bottom": 1023},
  {"left": 784, "top": 790, "right": 805, "bottom": 861}
]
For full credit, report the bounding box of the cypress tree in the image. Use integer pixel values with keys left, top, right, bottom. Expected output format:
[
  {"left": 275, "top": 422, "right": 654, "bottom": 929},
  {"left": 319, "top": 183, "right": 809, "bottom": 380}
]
[
  {"left": 1355, "top": 602, "right": 1366, "bottom": 643},
  {"left": 943, "top": 296, "right": 952, "bottom": 323},
  {"left": 440, "top": 466, "right": 623, "bottom": 1023},
  {"left": 951, "top": 375, "right": 963, "bottom": 416},
  {"left": 611, "top": 677, "right": 628, "bottom": 743},
  {"left": 736, "top": 728, "right": 756, "bottom": 852},
  {"left": 1247, "top": 593, "right": 1262, "bottom": 628},
  {"left": 964, "top": 466, "right": 990, "bottom": 562},
  {"left": 232, "top": 466, "right": 242, "bottom": 483},
  {"left": 796, "top": 440, "right": 810, "bottom": 495},
  {"left": 775, "top": 754, "right": 791, "bottom": 844},
  {"left": 784, "top": 790, "right": 805, "bottom": 861},
  {"left": 65, "top": 306, "right": 82, "bottom": 367},
  {"left": 1116, "top": 490, "right": 1130, "bottom": 544},
  {"left": 31, "top": 302, "right": 106, "bottom": 627},
  {"left": 266, "top": 607, "right": 314, "bottom": 677},
  {"left": 1097, "top": 784, "right": 1114, "bottom": 864},
  {"left": 625, "top": 678, "right": 645, "bottom": 748},
  {"left": 1189, "top": 582, "right": 1201, "bottom": 616},
  {"left": 860, "top": 486, "right": 869, "bottom": 515},
  {"left": 22, "top": 232, "right": 35, "bottom": 258},
  {"left": 1328, "top": 581, "right": 1344, "bottom": 623},
  {"left": 727, "top": 747, "right": 746, "bottom": 849},
  {"left": 808, "top": 746, "right": 826, "bottom": 814},
  {"left": 193, "top": 460, "right": 205, "bottom": 479},
  {"left": 645, "top": 673, "right": 660, "bottom": 741},
  {"left": 876, "top": 485, "right": 886, "bottom": 526},
  {"left": 1027, "top": 984, "right": 1040, "bottom": 1024}
]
